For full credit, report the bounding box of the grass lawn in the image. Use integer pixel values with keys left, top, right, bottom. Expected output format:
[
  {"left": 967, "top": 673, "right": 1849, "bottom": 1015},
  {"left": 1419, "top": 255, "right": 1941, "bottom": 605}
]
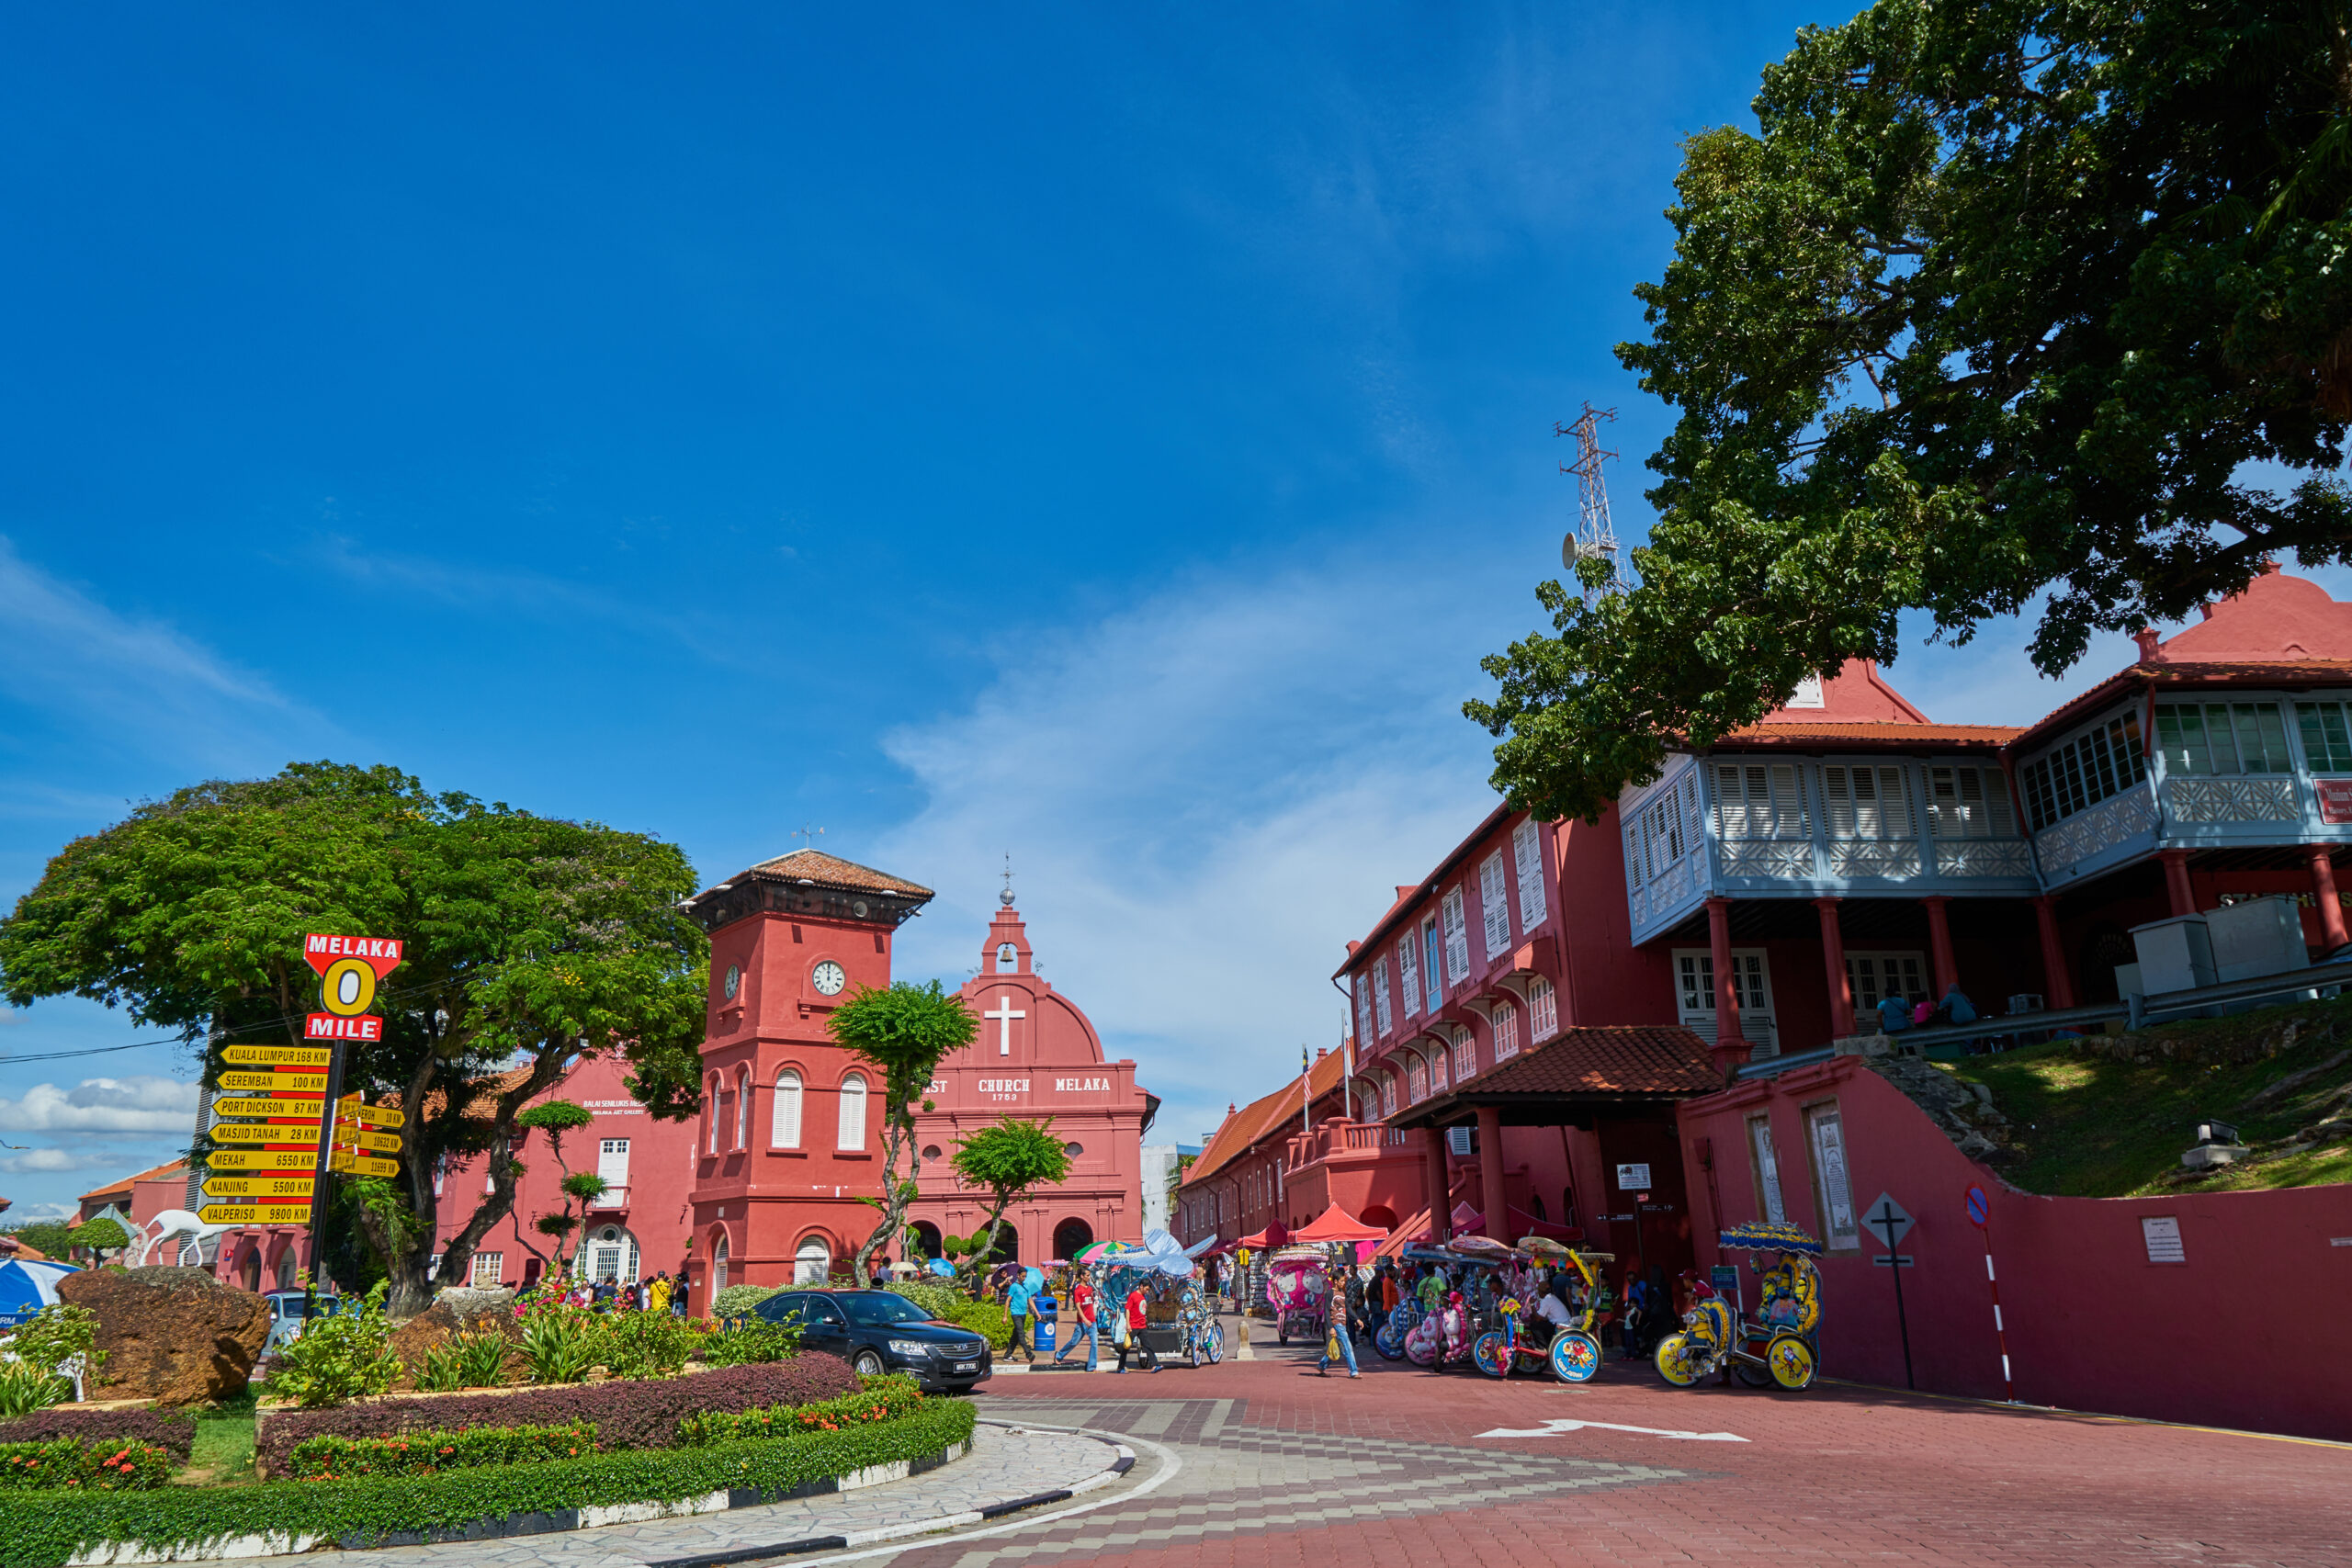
[
  {"left": 178, "top": 1391, "right": 258, "bottom": 1487},
  {"left": 1940, "top": 991, "right": 2352, "bottom": 1198}
]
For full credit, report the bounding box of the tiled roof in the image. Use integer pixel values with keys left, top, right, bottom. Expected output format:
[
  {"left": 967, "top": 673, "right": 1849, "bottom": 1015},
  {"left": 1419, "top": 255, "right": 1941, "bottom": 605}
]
[
  {"left": 1714, "top": 722, "right": 2023, "bottom": 749},
  {"left": 1437, "top": 1025, "right": 1721, "bottom": 1100},
  {"left": 1180, "top": 1048, "right": 1350, "bottom": 1190},
  {"left": 722, "top": 849, "right": 934, "bottom": 899},
  {"left": 78, "top": 1159, "right": 189, "bottom": 1205}
]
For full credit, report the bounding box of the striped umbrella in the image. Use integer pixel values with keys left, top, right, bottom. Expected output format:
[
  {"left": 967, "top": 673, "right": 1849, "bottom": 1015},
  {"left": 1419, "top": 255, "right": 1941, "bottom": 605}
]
[{"left": 0, "top": 1258, "right": 78, "bottom": 1329}]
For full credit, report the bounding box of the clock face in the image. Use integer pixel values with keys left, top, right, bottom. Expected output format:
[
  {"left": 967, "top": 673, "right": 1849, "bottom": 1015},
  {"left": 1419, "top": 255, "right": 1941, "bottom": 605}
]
[
  {"left": 722, "top": 964, "right": 741, "bottom": 1000},
  {"left": 811, "top": 960, "right": 847, "bottom": 997}
]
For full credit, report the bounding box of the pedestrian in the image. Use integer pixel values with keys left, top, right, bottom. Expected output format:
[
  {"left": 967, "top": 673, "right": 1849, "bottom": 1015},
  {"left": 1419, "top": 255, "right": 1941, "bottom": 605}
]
[
  {"left": 1005, "top": 1270, "right": 1035, "bottom": 1361},
  {"left": 1114, "top": 1282, "right": 1160, "bottom": 1372},
  {"left": 1317, "top": 1255, "right": 1361, "bottom": 1379},
  {"left": 1054, "top": 1269, "right": 1100, "bottom": 1370}
]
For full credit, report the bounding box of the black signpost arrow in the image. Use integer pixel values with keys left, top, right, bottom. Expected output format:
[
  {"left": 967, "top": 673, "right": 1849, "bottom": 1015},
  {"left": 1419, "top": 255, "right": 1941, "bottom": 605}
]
[{"left": 1862, "top": 1192, "right": 1916, "bottom": 1390}]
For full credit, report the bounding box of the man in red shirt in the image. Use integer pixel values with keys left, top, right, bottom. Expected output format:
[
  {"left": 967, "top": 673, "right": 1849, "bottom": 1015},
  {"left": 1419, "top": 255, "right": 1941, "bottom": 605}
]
[
  {"left": 1052, "top": 1270, "right": 1100, "bottom": 1371},
  {"left": 1114, "top": 1282, "right": 1161, "bottom": 1373}
]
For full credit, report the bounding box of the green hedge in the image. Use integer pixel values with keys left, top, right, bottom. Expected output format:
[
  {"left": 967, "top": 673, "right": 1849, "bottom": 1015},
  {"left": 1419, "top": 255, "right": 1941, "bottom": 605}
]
[
  {"left": 284, "top": 1421, "right": 599, "bottom": 1481},
  {"left": 0, "top": 1435, "right": 175, "bottom": 1491},
  {"left": 678, "top": 1377, "right": 925, "bottom": 1446},
  {"left": 6, "top": 1398, "right": 975, "bottom": 1568}
]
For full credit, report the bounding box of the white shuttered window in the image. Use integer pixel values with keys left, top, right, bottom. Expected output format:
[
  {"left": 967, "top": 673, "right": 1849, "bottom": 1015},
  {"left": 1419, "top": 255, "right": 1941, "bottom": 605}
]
[
  {"left": 1440, "top": 888, "right": 1470, "bottom": 983},
  {"left": 1477, "top": 852, "right": 1510, "bottom": 959},
  {"left": 1925, "top": 766, "right": 2016, "bottom": 839},
  {"left": 772, "top": 1069, "right": 803, "bottom": 1147},
  {"left": 1822, "top": 765, "right": 1913, "bottom": 840},
  {"left": 1372, "top": 956, "right": 1393, "bottom": 1035},
  {"left": 1511, "top": 818, "right": 1547, "bottom": 931},
  {"left": 1397, "top": 940, "right": 1420, "bottom": 1020},
  {"left": 1716, "top": 764, "right": 1809, "bottom": 840},
  {"left": 836, "top": 1073, "right": 868, "bottom": 1150},
  {"left": 1353, "top": 975, "right": 1374, "bottom": 1045}
]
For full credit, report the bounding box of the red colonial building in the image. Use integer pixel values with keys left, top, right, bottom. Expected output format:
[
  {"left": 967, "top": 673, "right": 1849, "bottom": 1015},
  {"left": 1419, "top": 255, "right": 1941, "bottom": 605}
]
[{"left": 902, "top": 893, "right": 1155, "bottom": 1262}]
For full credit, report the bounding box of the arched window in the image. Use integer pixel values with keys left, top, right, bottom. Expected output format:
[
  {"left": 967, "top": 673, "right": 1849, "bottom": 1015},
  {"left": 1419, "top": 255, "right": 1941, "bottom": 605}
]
[
  {"left": 772, "top": 1069, "right": 803, "bottom": 1148},
  {"left": 837, "top": 1072, "right": 867, "bottom": 1150},
  {"left": 795, "top": 1235, "right": 830, "bottom": 1285},
  {"left": 734, "top": 1067, "right": 751, "bottom": 1149},
  {"left": 996, "top": 942, "right": 1018, "bottom": 973},
  {"left": 706, "top": 1073, "right": 721, "bottom": 1155},
  {"left": 712, "top": 1232, "right": 729, "bottom": 1293}
]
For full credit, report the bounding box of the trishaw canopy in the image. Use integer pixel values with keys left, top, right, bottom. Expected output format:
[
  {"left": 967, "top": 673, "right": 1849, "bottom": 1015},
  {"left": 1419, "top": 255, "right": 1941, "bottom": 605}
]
[{"left": 1717, "top": 1221, "right": 1823, "bottom": 1256}]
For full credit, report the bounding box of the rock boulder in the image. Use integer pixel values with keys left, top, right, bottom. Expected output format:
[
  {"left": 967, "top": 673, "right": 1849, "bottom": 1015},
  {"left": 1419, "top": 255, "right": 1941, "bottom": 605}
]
[{"left": 56, "top": 1267, "right": 271, "bottom": 1407}]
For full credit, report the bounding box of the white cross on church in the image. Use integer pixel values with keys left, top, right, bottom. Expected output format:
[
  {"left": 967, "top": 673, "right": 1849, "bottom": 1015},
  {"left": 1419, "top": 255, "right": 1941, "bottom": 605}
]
[{"left": 984, "top": 993, "right": 1024, "bottom": 1055}]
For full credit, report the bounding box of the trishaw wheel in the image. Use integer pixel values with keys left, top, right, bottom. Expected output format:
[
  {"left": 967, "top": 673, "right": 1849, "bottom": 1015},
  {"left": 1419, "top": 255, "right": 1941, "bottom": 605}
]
[
  {"left": 1653, "top": 1332, "right": 1702, "bottom": 1388},
  {"left": 1549, "top": 1330, "right": 1601, "bottom": 1384},
  {"left": 1472, "top": 1330, "right": 1509, "bottom": 1378},
  {"left": 1374, "top": 1325, "right": 1407, "bottom": 1361},
  {"left": 1206, "top": 1326, "right": 1224, "bottom": 1363},
  {"left": 1733, "top": 1357, "right": 1774, "bottom": 1388},
  {"left": 1189, "top": 1341, "right": 1202, "bottom": 1368},
  {"left": 1767, "top": 1335, "right": 1816, "bottom": 1391}
]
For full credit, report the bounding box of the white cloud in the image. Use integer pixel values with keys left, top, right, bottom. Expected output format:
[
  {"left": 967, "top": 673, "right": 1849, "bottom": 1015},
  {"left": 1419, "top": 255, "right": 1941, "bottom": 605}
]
[
  {"left": 2, "top": 1201, "right": 75, "bottom": 1224},
  {"left": 0, "top": 1076, "right": 200, "bottom": 1135},
  {"left": 0, "top": 536, "right": 334, "bottom": 769},
  {"left": 874, "top": 558, "right": 1506, "bottom": 1148},
  {"left": 0, "top": 1146, "right": 131, "bottom": 1174}
]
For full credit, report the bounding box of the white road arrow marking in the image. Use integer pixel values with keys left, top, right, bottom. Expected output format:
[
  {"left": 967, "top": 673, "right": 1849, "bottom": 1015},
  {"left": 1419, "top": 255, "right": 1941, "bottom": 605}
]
[{"left": 1476, "top": 1417, "right": 1748, "bottom": 1443}]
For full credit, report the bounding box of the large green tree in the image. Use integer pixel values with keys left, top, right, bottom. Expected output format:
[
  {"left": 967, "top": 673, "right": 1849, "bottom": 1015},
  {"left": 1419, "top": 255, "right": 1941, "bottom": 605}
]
[
  {"left": 947, "top": 1117, "right": 1070, "bottom": 1292},
  {"left": 1471, "top": 0, "right": 2352, "bottom": 822},
  {"left": 0, "top": 761, "right": 707, "bottom": 1315},
  {"left": 824, "top": 980, "right": 978, "bottom": 1284}
]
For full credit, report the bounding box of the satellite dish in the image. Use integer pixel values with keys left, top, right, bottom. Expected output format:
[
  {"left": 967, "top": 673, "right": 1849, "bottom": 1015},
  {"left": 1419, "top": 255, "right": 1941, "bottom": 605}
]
[{"left": 1561, "top": 534, "right": 1581, "bottom": 572}]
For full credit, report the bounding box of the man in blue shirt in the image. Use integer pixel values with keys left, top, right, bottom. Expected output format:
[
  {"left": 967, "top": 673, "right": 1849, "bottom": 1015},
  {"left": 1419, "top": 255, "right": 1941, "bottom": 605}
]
[
  {"left": 1876, "top": 993, "right": 1912, "bottom": 1034},
  {"left": 1005, "top": 1275, "right": 1035, "bottom": 1361}
]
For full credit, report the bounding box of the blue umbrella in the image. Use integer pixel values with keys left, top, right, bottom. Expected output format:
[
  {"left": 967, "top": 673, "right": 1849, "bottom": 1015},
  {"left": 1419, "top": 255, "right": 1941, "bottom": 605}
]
[
  {"left": 926, "top": 1257, "right": 956, "bottom": 1278},
  {"left": 0, "top": 1258, "right": 79, "bottom": 1329}
]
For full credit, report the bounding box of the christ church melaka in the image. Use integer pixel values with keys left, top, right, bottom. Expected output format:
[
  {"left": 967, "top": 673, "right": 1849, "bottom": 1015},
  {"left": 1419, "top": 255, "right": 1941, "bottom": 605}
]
[{"left": 419, "top": 850, "right": 1155, "bottom": 1315}]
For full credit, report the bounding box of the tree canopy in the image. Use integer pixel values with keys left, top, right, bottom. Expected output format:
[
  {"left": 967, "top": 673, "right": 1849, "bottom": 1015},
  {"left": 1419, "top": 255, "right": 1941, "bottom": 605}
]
[
  {"left": 1470, "top": 0, "right": 2352, "bottom": 822},
  {"left": 948, "top": 1117, "right": 1069, "bottom": 1287},
  {"left": 0, "top": 761, "right": 707, "bottom": 1314},
  {"left": 825, "top": 980, "right": 978, "bottom": 1282}
]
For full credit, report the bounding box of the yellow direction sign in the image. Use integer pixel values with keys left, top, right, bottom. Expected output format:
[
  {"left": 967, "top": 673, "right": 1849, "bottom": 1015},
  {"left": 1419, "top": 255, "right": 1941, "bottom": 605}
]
[
  {"left": 219, "top": 1071, "right": 328, "bottom": 1094},
  {"left": 337, "top": 1103, "right": 405, "bottom": 1129},
  {"left": 220, "top": 1044, "right": 334, "bottom": 1068},
  {"left": 329, "top": 1153, "right": 401, "bottom": 1177},
  {"left": 209, "top": 1122, "right": 322, "bottom": 1145},
  {"left": 197, "top": 1201, "right": 313, "bottom": 1225},
  {"left": 330, "top": 1126, "right": 403, "bottom": 1154},
  {"left": 213, "top": 1097, "right": 325, "bottom": 1120},
  {"left": 205, "top": 1148, "right": 318, "bottom": 1171},
  {"left": 202, "top": 1175, "right": 315, "bottom": 1200}
]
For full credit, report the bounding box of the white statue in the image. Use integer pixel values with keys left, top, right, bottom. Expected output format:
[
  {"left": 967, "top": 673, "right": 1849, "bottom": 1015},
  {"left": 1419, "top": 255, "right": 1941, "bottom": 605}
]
[{"left": 137, "top": 1209, "right": 232, "bottom": 1269}]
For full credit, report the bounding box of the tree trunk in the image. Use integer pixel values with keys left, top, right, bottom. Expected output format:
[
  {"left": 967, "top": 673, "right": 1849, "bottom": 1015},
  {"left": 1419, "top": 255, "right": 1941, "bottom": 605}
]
[{"left": 854, "top": 1111, "right": 915, "bottom": 1286}]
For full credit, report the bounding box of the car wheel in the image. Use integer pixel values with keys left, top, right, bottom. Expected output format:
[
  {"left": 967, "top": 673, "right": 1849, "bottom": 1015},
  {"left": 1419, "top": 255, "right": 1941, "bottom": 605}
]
[{"left": 854, "top": 1349, "right": 886, "bottom": 1378}]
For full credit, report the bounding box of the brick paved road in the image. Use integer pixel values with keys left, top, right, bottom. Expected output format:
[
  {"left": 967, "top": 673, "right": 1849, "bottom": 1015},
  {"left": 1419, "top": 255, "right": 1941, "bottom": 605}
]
[{"left": 872, "top": 1327, "right": 2352, "bottom": 1568}]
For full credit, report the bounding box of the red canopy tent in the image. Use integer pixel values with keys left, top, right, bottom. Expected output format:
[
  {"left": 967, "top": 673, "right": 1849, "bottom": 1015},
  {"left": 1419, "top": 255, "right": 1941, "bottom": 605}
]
[
  {"left": 1238, "top": 1223, "right": 1291, "bottom": 1249},
  {"left": 1288, "top": 1206, "right": 1390, "bottom": 1245}
]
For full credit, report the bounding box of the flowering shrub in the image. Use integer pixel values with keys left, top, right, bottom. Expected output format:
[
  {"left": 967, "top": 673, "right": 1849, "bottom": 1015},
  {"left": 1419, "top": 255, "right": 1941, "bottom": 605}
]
[
  {"left": 270, "top": 1283, "right": 401, "bottom": 1408},
  {"left": 0, "top": 1436, "right": 174, "bottom": 1490},
  {"left": 254, "top": 1357, "right": 859, "bottom": 1475},
  {"left": 677, "top": 1375, "right": 923, "bottom": 1446},
  {"left": 285, "top": 1421, "right": 598, "bottom": 1481},
  {"left": 0, "top": 1407, "right": 196, "bottom": 1461}
]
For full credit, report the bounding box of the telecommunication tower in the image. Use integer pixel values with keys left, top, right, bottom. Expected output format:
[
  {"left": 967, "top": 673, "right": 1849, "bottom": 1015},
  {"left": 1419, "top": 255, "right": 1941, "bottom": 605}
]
[{"left": 1556, "top": 403, "right": 1622, "bottom": 601}]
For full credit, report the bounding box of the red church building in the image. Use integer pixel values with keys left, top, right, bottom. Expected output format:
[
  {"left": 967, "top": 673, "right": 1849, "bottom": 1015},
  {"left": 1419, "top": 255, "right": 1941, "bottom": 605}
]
[{"left": 904, "top": 891, "right": 1156, "bottom": 1263}]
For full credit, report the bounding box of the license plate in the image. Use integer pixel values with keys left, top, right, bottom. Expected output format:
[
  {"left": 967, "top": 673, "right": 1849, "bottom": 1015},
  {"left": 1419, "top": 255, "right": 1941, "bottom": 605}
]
[{"left": 954, "top": 1361, "right": 976, "bottom": 1372}]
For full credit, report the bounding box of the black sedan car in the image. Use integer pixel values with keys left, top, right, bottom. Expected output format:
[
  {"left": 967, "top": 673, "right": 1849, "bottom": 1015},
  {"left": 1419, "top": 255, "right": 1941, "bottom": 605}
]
[{"left": 752, "top": 1288, "right": 993, "bottom": 1392}]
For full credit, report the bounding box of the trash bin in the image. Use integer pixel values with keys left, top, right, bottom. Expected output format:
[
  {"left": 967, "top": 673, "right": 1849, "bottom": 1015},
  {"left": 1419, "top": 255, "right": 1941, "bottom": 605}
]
[{"left": 1032, "top": 1293, "right": 1057, "bottom": 1355}]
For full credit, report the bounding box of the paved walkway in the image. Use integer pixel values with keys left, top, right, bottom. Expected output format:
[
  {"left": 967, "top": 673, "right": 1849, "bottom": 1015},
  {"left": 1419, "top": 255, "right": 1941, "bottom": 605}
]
[
  {"left": 298, "top": 1423, "right": 1124, "bottom": 1568},
  {"left": 869, "top": 1327, "right": 2352, "bottom": 1568}
]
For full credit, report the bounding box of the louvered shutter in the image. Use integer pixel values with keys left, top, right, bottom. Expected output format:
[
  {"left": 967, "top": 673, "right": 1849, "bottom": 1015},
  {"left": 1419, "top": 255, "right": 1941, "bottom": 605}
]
[
  {"left": 1398, "top": 940, "right": 1420, "bottom": 1019},
  {"left": 1442, "top": 887, "right": 1470, "bottom": 982},
  {"left": 772, "top": 1069, "right": 802, "bottom": 1147},
  {"left": 1478, "top": 852, "right": 1510, "bottom": 956},
  {"left": 1353, "top": 976, "right": 1374, "bottom": 1044},
  {"left": 1372, "top": 956, "right": 1393, "bottom": 1035},
  {"left": 1513, "top": 818, "right": 1547, "bottom": 930}
]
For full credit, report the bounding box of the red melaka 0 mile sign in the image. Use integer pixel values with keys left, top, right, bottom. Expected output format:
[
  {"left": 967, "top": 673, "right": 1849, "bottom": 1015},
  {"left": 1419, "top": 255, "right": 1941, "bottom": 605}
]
[{"left": 304, "top": 932, "right": 403, "bottom": 1040}]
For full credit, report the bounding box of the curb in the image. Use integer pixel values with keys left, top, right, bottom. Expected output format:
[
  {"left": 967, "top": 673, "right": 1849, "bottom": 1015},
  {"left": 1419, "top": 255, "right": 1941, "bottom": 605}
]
[
  {"left": 639, "top": 1427, "right": 1136, "bottom": 1567},
  {"left": 63, "top": 1439, "right": 978, "bottom": 1565}
]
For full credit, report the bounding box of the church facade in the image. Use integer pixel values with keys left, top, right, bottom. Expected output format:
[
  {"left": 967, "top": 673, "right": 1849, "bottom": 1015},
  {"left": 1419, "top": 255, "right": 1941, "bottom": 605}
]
[{"left": 903, "top": 897, "right": 1155, "bottom": 1263}]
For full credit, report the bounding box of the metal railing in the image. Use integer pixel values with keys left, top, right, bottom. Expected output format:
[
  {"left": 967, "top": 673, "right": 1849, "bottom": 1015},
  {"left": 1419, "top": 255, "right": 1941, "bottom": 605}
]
[{"left": 1735, "top": 956, "right": 2348, "bottom": 1076}]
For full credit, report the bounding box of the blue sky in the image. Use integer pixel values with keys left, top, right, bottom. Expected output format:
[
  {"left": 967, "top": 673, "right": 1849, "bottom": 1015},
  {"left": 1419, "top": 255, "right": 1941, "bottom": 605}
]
[{"left": 4, "top": 6, "right": 2346, "bottom": 1223}]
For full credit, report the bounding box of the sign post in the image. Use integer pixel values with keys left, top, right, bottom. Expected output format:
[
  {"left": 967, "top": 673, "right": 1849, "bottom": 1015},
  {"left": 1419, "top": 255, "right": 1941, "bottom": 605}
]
[
  {"left": 1860, "top": 1191, "right": 1916, "bottom": 1390},
  {"left": 294, "top": 934, "right": 404, "bottom": 1295},
  {"left": 1964, "top": 1183, "right": 2017, "bottom": 1404}
]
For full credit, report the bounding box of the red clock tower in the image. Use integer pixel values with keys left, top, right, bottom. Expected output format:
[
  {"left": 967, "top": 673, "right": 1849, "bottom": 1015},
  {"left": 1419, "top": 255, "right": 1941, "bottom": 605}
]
[{"left": 681, "top": 849, "right": 933, "bottom": 1314}]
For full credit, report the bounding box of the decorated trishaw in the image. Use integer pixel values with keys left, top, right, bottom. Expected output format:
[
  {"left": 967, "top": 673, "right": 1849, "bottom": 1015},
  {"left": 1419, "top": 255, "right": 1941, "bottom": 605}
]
[
  {"left": 1264, "top": 1246, "right": 1329, "bottom": 1345},
  {"left": 1653, "top": 1221, "right": 1823, "bottom": 1392},
  {"left": 1471, "top": 1237, "right": 1615, "bottom": 1383},
  {"left": 1084, "top": 1230, "right": 1226, "bottom": 1366},
  {"left": 1393, "top": 1239, "right": 1524, "bottom": 1371}
]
